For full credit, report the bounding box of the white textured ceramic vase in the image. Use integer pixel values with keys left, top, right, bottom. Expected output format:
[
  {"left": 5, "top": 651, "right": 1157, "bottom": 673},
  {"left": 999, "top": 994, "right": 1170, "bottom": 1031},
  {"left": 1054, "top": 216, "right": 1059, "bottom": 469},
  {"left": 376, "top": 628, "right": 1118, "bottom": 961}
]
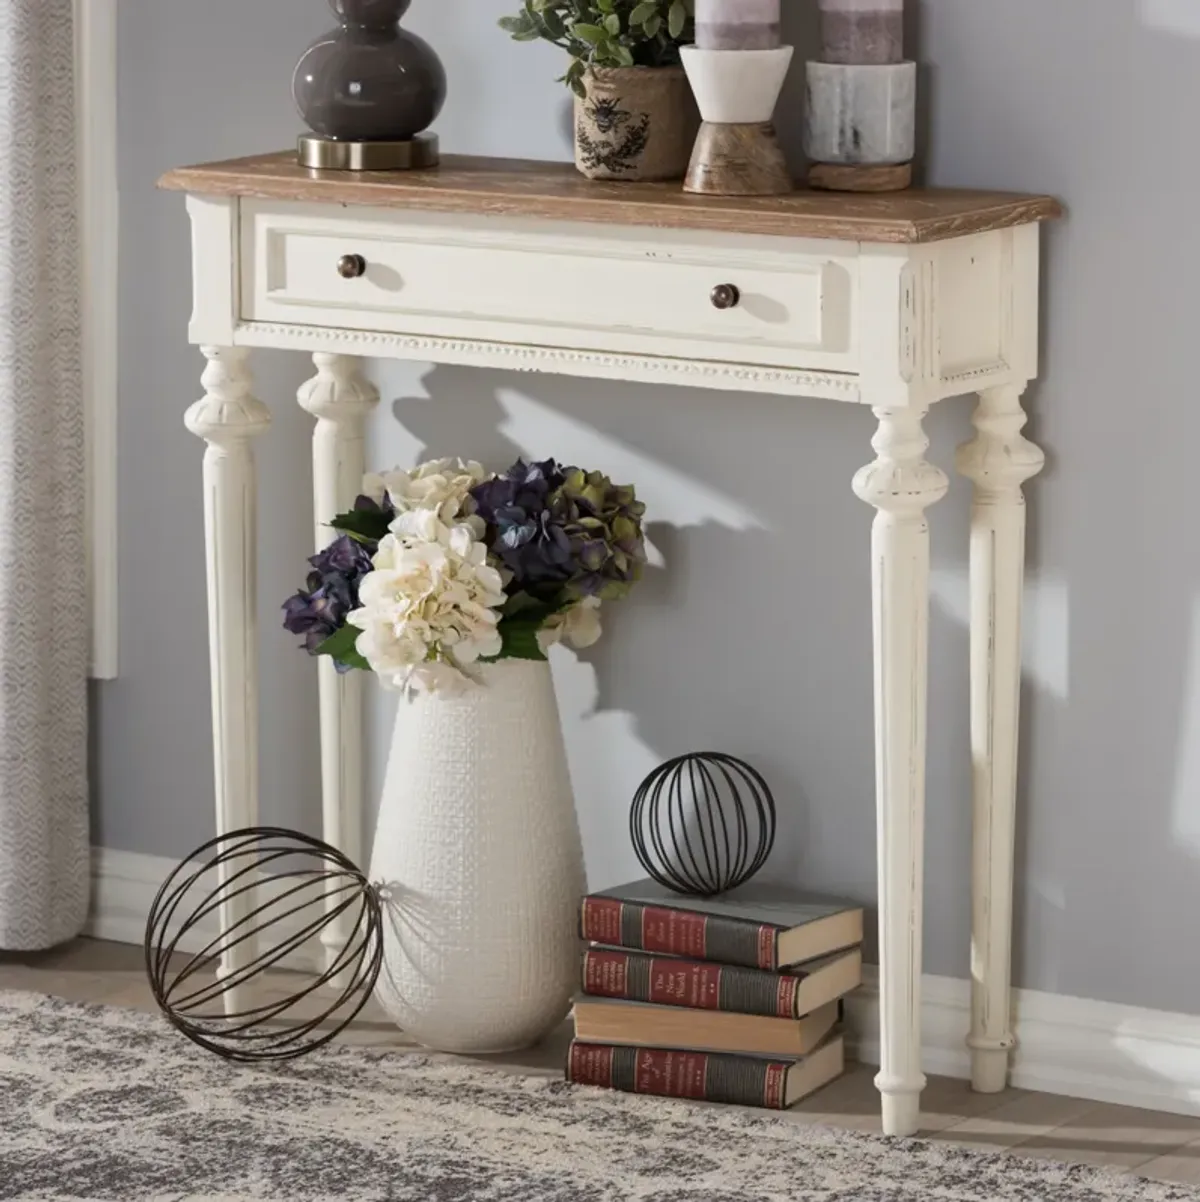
[{"left": 370, "top": 659, "right": 585, "bottom": 1053}]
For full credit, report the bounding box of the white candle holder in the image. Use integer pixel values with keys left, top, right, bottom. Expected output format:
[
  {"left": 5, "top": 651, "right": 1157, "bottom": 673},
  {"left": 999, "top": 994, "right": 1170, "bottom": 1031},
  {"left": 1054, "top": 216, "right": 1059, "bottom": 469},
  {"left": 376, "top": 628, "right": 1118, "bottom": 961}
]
[{"left": 681, "top": 46, "right": 794, "bottom": 196}]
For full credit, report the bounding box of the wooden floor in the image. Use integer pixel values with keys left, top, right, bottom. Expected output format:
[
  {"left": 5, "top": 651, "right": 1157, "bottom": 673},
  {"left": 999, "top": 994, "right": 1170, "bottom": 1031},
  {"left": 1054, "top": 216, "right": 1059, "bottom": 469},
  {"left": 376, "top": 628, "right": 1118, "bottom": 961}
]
[{"left": 3, "top": 938, "right": 1200, "bottom": 1189}]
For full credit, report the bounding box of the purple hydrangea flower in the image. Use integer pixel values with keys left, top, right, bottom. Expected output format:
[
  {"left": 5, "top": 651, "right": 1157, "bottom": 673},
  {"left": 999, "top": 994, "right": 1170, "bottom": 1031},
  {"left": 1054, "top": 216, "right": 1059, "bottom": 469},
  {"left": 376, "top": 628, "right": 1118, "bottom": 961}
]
[
  {"left": 282, "top": 533, "right": 375, "bottom": 670},
  {"left": 470, "top": 459, "right": 575, "bottom": 586}
]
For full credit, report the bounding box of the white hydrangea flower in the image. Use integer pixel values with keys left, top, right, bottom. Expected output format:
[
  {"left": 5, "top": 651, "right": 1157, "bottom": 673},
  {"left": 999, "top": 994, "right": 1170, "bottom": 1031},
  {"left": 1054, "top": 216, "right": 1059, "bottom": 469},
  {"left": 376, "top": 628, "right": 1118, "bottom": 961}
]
[
  {"left": 347, "top": 519, "right": 506, "bottom": 695},
  {"left": 390, "top": 504, "right": 487, "bottom": 547},
  {"left": 537, "top": 596, "right": 603, "bottom": 654},
  {"left": 363, "top": 458, "right": 487, "bottom": 526}
]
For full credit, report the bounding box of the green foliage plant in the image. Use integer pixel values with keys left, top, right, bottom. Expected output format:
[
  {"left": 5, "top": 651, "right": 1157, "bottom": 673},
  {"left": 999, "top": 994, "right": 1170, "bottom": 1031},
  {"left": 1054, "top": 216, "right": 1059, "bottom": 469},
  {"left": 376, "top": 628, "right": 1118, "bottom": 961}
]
[{"left": 500, "top": 0, "right": 696, "bottom": 96}]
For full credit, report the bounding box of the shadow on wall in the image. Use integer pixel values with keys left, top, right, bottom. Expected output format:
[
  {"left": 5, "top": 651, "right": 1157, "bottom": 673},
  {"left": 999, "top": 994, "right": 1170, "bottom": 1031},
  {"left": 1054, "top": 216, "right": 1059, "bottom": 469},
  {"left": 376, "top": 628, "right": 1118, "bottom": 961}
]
[
  {"left": 1140, "top": 0, "right": 1200, "bottom": 37},
  {"left": 366, "top": 361, "right": 993, "bottom": 968},
  {"left": 102, "top": 0, "right": 1200, "bottom": 1043},
  {"left": 913, "top": 0, "right": 1200, "bottom": 1019}
]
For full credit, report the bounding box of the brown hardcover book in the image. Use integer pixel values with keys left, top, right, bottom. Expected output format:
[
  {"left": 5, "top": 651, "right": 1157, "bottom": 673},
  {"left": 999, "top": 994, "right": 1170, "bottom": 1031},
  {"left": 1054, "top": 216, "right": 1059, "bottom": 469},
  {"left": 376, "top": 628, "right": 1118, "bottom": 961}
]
[
  {"left": 580, "top": 879, "right": 862, "bottom": 970},
  {"left": 582, "top": 946, "right": 862, "bottom": 1019},
  {"left": 567, "top": 1034, "right": 845, "bottom": 1110},
  {"left": 572, "top": 996, "right": 842, "bottom": 1059}
]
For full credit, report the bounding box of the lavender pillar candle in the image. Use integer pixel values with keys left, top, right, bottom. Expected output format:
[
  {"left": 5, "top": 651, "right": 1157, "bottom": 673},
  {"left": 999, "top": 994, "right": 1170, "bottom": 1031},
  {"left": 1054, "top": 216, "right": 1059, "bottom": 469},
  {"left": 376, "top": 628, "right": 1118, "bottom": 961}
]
[
  {"left": 695, "top": 0, "right": 781, "bottom": 51},
  {"left": 819, "top": 0, "right": 904, "bottom": 65}
]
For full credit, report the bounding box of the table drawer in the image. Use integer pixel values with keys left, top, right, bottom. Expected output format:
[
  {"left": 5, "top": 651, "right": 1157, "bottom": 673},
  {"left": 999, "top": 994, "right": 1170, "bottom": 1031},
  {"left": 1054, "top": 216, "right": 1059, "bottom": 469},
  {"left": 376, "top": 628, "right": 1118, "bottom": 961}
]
[{"left": 240, "top": 201, "right": 858, "bottom": 372}]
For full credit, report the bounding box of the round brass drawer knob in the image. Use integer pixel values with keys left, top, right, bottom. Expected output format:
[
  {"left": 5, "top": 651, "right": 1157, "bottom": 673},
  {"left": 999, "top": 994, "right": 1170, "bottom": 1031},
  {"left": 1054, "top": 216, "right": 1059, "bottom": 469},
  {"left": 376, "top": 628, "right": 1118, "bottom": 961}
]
[
  {"left": 711, "top": 283, "right": 741, "bottom": 310},
  {"left": 337, "top": 253, "right": 367, "bottom": 280}
]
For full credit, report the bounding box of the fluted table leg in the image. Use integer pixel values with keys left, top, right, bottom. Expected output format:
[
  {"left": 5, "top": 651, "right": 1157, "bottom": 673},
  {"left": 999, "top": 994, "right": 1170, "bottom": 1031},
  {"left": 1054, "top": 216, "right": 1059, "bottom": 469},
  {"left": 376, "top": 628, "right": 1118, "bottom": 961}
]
[
  {"left": 185, "top": 347, "right": 271, "bottom": 1017},
  {"left": 957, "top": 383, "right": 1045, "bottom": 1093},
  {"left": 297, "top": 353, "right": 381, "bottom": 983},
  {"left": 853, "top": 404, "right": 949, "bottom": 1137}
]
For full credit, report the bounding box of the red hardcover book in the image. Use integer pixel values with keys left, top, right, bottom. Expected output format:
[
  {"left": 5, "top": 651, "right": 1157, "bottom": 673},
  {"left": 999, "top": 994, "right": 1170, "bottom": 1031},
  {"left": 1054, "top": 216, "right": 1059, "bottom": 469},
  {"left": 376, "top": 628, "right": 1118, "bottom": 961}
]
[
  {"left": 579, "top": 879, "right": 862, "bottom": 971},
  {"left": 566, "top": 1035, "right": 845, "bottom": 1110},
  {"left": 582, "top": 946, "right": 862, "bottom": 1019}
]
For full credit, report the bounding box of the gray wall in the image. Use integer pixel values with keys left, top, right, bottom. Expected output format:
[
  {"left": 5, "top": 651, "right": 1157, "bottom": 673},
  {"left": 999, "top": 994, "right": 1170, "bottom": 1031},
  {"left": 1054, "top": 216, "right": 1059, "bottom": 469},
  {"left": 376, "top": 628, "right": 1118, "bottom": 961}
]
[{"left": 96, "top": 0, "right": 1200, "bottom": 1016}]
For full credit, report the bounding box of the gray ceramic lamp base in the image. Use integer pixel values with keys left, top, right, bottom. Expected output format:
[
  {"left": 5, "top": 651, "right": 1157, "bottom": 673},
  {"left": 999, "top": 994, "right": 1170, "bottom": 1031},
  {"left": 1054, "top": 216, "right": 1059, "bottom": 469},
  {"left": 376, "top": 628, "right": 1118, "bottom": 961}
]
[{"left": 297, "top": 133, "right": 439, "bottom": 172}]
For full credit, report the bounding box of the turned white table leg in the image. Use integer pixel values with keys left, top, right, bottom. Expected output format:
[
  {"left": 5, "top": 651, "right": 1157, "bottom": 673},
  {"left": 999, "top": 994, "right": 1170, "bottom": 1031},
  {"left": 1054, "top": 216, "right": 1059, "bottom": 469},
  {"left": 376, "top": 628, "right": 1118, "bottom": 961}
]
[
  {"left": 297, "top": 353, "right": 380, "bottom": 981},
  {"left": 956, "top": 384, "right": 1045, "bottom": 1093},
  {"left": 185, "top": 347, "right": 271, "bottom": 1017},
  {"left": 853, "top": 405, "right": 949, "bottom": 1137}
]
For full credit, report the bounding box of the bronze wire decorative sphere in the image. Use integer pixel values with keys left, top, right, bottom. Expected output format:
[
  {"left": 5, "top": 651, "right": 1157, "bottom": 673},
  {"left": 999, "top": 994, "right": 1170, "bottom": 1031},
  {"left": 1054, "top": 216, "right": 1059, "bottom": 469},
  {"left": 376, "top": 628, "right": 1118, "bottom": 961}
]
[
  {"left": 630, "top": 753, "right": 778, "bottom": 897},
  {"left": 144, "top": 828, "right": 383, "bottom": 1062}
]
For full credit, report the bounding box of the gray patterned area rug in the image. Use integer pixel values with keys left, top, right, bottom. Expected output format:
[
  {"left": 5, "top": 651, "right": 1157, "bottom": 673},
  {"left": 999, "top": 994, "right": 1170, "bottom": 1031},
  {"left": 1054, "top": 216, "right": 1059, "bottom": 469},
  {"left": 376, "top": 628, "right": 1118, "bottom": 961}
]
[{"left": 1, "top": 991, "right": 1195, "bottom": 1202}]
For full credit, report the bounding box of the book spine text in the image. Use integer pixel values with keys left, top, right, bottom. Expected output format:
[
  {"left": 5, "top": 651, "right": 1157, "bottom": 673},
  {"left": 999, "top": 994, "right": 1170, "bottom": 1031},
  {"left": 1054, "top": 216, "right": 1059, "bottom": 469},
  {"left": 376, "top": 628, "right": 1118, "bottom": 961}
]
[
  {"left": 567, "top": 1042, "right": 789, "bottom": 1109},
  {"left": 580, "top": 897, "right": 779, "bottom": 970},
  {"left": 582, "top": 949, "right": 800, "bottom": 1018}
]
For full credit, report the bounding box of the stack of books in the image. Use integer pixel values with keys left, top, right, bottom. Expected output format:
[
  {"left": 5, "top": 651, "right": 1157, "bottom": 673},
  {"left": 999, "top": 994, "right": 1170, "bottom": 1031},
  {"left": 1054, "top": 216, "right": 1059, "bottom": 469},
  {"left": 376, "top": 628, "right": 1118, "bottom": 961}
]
[{"left": 566, "top": 878, "right": 864, "bottom": 1110}]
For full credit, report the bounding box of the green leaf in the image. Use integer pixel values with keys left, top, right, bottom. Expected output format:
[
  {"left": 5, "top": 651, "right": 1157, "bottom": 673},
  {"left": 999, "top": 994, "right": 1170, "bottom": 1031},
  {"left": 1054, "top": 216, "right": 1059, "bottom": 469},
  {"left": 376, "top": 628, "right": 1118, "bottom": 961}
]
[
  {"left": 540, "top": 7, "right": 566, "bottom": 37},
  {"left": 314, "top": 625, "right": 370, "bottom": 673},
  {"left": 509, "top": 0, "right": 689, "bottom": 60},
  {"left": 668, "top": 0, "right": 686, "bottom": 38},
  {"left": 572, "top": 22, "right": 607, "bottom": 44},
  {"left": 498, "top": 14, "right": 536, "bottom": 33},
  {"left": 492, "top": 618, "right": 549, "bottom": 663},
  {"left": 329, "top": 508, "right": 391, "bottom": 544},
  {"left": 563, "top": 57, "right": 588, "bottom": 96},
  {"left": 501, "top": 590, "right": 548, "bottom": 619}
]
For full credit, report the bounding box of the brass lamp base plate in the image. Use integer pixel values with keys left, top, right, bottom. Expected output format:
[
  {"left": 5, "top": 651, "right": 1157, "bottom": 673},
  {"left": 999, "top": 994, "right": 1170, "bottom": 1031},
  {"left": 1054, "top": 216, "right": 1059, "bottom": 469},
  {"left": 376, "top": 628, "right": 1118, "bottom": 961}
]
[{"left": 297, "top": 133, "right": 440, "bottom": 172}]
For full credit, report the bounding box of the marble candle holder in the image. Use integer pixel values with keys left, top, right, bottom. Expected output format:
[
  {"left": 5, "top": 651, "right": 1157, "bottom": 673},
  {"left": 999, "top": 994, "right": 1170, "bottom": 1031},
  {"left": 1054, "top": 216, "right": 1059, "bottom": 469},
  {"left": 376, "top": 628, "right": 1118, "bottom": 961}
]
[
  {"left": 818, "top": 0, "right": 904, "bottom": 65},
  {"left": 682, "top": 45, "right": 794, "bottom": 196},
  {"left": 695, "top": 0, "right": 782, "bottom": 51},
  {"left": 805, "top": 62, "right": 915, "bottom": 165},
  {"left": 805, "top": 0, "right": 914, "bottom": 192}
]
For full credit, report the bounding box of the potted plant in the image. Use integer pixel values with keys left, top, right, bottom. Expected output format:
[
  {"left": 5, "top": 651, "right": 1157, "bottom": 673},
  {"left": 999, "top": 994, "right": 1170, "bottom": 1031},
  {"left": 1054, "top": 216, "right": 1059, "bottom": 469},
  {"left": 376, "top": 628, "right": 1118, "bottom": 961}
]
[
  {"left": 283, "top": 457, "right": 647, "bottom": 1053},
  {"left": 500, "top": 0, "right": 700, "bottom": 181}
]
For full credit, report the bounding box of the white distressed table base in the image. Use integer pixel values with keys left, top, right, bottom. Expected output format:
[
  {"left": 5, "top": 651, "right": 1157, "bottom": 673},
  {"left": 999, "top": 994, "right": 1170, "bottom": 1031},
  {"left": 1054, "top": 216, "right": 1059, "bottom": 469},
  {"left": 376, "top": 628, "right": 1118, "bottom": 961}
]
[
  {"left": 297, "top": 354, "right": 381, "bottom": 986},
  {"left": 958, "top": 383, "right": 1046, "bottom": 1093},
  {"left": 175, "top": 191, "right": 1049, "bottom": 1133},
  {"left": 854, "top": 405, "right": 949, "bottom": 1131},
  {"left": 184, "top": 347, "right": 271, "bottom": 1018}
]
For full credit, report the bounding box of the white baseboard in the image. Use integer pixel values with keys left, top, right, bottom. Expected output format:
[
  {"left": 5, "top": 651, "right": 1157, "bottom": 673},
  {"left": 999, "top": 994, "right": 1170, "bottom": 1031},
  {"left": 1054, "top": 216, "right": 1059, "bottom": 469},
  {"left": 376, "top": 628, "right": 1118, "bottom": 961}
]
[
  {"left": 89, "top": 846, "right": 1200, "bottom": 1117},
  {"left": 89, "top": 845, "right": 322, "bottom": 974},
  {"left": 846, "top": 970, "right": 1200, "bottom": 1118}
]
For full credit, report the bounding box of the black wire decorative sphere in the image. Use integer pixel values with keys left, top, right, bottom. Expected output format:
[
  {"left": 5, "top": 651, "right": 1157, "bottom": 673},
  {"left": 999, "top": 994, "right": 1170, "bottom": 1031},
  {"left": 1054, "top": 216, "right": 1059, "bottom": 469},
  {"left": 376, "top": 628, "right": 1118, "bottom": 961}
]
[
  {"left": 631, "top": 753, "right": 777, "bottom": 897},
  {"left": 144, "top": 827, "right": 383, "bottom": 1062}
]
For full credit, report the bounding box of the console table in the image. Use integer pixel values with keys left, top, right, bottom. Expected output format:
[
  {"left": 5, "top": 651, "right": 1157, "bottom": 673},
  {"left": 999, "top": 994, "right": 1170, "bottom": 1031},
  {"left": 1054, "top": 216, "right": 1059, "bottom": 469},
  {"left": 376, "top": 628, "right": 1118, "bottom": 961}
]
[{"left": 160, "top": 153, "right": 1060, "bottom": 1137}]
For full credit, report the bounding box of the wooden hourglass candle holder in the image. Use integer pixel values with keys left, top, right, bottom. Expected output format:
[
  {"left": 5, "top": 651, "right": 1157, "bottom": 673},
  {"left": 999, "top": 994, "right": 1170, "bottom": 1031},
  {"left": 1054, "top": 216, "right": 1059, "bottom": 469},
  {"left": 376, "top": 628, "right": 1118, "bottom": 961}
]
[{"left": 683, "top": 0, "right": 793, "bottom": 196}]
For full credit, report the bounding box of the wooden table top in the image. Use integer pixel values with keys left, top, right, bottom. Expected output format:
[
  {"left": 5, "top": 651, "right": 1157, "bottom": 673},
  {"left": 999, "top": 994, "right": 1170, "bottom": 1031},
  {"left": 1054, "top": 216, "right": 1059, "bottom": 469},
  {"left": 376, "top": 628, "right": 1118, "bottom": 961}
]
[{"left": 160, "top": 152, "right": 1062, "bottom": 245}]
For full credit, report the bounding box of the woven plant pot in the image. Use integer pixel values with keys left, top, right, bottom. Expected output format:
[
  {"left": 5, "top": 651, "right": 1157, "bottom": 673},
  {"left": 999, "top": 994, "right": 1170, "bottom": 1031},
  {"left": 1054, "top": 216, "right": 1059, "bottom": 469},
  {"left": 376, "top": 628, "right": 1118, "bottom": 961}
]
[
  {"left": 574, "top": 65, "right": 699, "bottom": 181},
  {"left": 370, "top": 659, "right": 585, "bottom": 1054}
]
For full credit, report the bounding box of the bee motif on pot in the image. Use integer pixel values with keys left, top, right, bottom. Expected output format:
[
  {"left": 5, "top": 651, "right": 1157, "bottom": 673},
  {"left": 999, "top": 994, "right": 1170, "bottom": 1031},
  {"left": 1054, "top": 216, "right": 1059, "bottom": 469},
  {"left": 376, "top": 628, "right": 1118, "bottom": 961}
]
[{"left": 587, "top": 97, "right": 632, "bottom": 134}]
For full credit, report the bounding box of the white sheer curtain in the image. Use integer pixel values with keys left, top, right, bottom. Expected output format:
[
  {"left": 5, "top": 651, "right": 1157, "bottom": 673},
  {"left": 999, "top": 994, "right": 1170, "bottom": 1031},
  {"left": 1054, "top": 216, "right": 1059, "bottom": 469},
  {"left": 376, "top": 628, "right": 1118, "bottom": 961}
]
[{"left": 0, "top": 0, "right": 89, "bottom": 949}]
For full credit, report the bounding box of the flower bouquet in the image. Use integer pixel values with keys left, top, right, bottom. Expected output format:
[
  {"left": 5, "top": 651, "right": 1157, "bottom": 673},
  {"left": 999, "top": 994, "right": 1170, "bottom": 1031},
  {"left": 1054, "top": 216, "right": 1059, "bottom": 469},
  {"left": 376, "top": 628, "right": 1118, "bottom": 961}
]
[
  {"left": 283, "top": 457, "right": 647, "bottom": 694},
  {"left": 283, "top": 456, "right": 646, "bottom": 1052}
]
